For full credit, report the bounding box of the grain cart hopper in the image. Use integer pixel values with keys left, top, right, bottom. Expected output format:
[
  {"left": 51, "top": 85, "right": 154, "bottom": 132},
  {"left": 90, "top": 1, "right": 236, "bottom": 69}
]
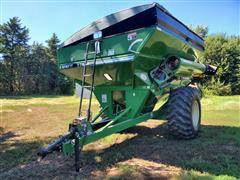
[{"left": 38, "top": 3, "right": 217, "bottom": 171}]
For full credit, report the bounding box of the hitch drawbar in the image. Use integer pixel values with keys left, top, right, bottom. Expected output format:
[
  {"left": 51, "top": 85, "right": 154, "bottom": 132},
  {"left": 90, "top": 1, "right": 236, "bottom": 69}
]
[
  {"left": 37, "top": 119, "right": 86, "bottom": 172},
  {"left": 37, "top": 123, "right": 81, "bottom": 158},
  {"left": 37, "top": 133, "right": 73, "bottom": 158}
]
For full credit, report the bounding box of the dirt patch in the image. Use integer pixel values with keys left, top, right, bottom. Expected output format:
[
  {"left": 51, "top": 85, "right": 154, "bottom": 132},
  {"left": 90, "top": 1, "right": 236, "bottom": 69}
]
[
  {"left": 102, "top": 158, "right": 182, "bottom": 179},
  {"left": 0, "top": 153, "right": 78, "bottom": 179}
]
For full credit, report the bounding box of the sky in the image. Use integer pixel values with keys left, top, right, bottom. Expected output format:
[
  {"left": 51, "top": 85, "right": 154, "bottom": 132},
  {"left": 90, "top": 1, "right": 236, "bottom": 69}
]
[{"left": 1, "top": 0, "right": 239, "bottom": 44}]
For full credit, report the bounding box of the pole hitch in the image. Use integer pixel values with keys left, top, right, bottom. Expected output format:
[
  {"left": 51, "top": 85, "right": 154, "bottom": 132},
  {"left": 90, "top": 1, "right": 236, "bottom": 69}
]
[
  {"left": 37, "top": 132, "right": 73, "bottom": 158},
  {"left": 37, "top": 118, "right": 83, "bottom": 159},
  {"left": 37, "top": 117, "right": 89, "bottom": 172}
]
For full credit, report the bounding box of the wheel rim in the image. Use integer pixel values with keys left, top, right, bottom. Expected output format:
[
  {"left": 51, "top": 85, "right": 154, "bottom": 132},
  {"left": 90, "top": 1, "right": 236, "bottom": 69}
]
[{"left": 192, "top": 100, "right": 200, "bottom": 131}]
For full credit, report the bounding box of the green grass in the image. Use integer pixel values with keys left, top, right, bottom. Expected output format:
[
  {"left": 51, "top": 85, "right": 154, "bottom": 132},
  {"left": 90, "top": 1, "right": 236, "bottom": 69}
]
[
  {"left": 0, "top": 95, "right": 239, "bottom": 179},
  {"left": 202, "top": 96, "right": 240, "bottom": 126}
]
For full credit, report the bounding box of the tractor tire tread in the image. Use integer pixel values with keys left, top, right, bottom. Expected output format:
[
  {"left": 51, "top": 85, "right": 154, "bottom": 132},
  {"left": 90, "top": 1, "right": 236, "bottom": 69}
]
[{"left": 166, "top": 86, "right": 201, "bottom": 139}]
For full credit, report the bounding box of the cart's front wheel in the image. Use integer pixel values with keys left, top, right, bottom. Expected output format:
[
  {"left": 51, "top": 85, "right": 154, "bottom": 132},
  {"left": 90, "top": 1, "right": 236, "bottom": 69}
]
[{"left": 166, "top": 86, "right": 201, "bottom": 139}]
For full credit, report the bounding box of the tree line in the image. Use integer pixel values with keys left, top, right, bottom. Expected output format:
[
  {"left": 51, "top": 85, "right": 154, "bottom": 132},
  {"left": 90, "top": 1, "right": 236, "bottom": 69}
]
[
  {"left": 0, "top": 17, "right": 239, "bottom": 96},
  {"left": 0, "top": 17, "right": 74, "bottom": 95}
]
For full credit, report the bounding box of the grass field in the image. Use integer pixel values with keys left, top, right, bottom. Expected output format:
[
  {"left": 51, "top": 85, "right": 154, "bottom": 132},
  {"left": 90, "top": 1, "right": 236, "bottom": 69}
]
[{"left": 0, "top": 95, "right": 239, "bottom": 179}]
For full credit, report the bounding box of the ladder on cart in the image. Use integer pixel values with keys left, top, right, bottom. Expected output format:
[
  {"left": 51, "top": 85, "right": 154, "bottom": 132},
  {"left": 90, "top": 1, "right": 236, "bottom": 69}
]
[{"left": 78, "top": 41, "right": 100, "bottom": 121}]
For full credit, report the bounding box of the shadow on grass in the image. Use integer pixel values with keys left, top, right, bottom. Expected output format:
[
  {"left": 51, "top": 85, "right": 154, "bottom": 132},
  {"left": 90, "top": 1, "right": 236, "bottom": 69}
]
[
  {"left": 79, "top": 124, "right": 240, "bottom": 178},
  {"left": 0, "top": 124, "right": 239, "bottom": 179},
  {"left": 0, "top": 131, "right": 19, "bottom": 142},
  {"left": 0, "top": 127, "right": 20, "bottom": 144},
  {"left": 0, "top": 140, "right": 43, "bottom": 173},
  {"left": 0, "top": 128, "right": 51, "bottom": 176}
]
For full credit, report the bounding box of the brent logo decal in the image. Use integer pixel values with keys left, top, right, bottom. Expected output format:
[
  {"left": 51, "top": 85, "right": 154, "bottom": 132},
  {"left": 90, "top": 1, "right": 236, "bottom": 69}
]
[{"left": 127, "top": 32, "right": 137, "bottom": 41}]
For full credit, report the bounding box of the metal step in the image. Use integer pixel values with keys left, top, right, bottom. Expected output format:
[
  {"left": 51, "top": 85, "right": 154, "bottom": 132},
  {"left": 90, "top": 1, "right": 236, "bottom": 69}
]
[
  {"left": 84, "top": 86, "right": 94, "bottom": 90},
  {"left": 83, "top": 74, "right": 93, "bottom": 77},
  {"left": 81, "top": 62, "right": 94, "bottom": 67},
  {"left": 85, "top": 51, "right": 96, "bottom": 55}
]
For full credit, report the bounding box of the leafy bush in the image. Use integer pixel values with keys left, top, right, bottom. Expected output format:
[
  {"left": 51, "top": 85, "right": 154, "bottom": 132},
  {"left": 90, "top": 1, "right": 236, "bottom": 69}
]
[{"left": 203, "top": 80, "right": 232, "bottom": 96}]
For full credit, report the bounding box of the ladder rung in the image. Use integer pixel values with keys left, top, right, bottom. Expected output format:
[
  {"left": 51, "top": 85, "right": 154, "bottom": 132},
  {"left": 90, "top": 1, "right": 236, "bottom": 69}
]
[
  {"left": 83, "top": 74, "right": 92, "bottom": 77},
  {"left": 78, "top": 42, "right": 97, "bottom": 118},
  {"left": 86, "top": 51, "right": 96, "bottom": 55},
  {"left": 84, "top": 86, "right": 94, "bottom": 89},
  {"left": 82, "top": 62, "right": 94, "bottom": 66}
]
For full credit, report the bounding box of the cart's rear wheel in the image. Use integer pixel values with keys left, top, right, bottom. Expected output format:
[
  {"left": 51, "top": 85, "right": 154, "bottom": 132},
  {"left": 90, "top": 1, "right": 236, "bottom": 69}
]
[
  {"left": 166, "top": 86, "right": 201, "bottom": 139},
  {"left": 192, "top": 99, "right": 200, "bottom": 131}
]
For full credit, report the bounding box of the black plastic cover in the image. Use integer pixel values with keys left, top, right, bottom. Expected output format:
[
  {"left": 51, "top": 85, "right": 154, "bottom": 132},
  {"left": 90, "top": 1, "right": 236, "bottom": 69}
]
[{"left": 61, "top": 3, "right": 204, "bottom": 51}]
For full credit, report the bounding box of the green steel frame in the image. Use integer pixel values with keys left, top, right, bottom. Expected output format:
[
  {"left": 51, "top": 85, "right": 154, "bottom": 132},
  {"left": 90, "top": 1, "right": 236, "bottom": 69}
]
[
  {"left": 57, "top": 26, "right": 207, "bottom": 154},
  {"left": 37, "top": 25, "right": 215, "bottom": 159},
  {"left": 37, "top": 5, "right": 217, "bottom": 173},
  {"left": 62, "top": 99, "right": 166, "bottom": 154}
]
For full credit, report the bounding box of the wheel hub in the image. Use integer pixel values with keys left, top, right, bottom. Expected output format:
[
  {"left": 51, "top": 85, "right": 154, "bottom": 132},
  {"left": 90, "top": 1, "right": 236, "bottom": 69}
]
[{"left": 192, "top": 100, "right": 200, "bottom": 131}]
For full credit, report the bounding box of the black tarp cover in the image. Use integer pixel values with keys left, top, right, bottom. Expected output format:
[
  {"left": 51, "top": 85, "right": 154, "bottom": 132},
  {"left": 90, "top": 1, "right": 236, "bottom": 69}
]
[{"left": 61, "top": 3, "right": 204, "bottom": 50}]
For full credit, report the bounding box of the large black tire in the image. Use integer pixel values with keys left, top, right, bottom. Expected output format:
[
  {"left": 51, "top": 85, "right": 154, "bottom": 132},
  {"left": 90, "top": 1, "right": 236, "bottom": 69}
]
[{"left": 166, "top": 86, "right": 201, "bottom": 139}]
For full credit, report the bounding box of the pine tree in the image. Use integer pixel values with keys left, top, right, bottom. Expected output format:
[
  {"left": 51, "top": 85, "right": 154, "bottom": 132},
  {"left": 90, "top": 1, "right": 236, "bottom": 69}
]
[
  {"left": 46, "top": 33, "right": 60, "bottom": 63},
  {"left": 24, "top": 42, "right": 51, "bottom": 94},
  {"left": 45, "top": 33, "right": 74, "bottom": 94},
  {"left": 0, "top": 17, "right": 29, "bottom": 94}
]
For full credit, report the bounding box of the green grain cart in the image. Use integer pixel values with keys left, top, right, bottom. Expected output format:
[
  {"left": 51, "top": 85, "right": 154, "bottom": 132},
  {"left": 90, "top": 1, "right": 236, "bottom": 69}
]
[{"left": 38, "top": 3, "right": 217, "bottom": 171}]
